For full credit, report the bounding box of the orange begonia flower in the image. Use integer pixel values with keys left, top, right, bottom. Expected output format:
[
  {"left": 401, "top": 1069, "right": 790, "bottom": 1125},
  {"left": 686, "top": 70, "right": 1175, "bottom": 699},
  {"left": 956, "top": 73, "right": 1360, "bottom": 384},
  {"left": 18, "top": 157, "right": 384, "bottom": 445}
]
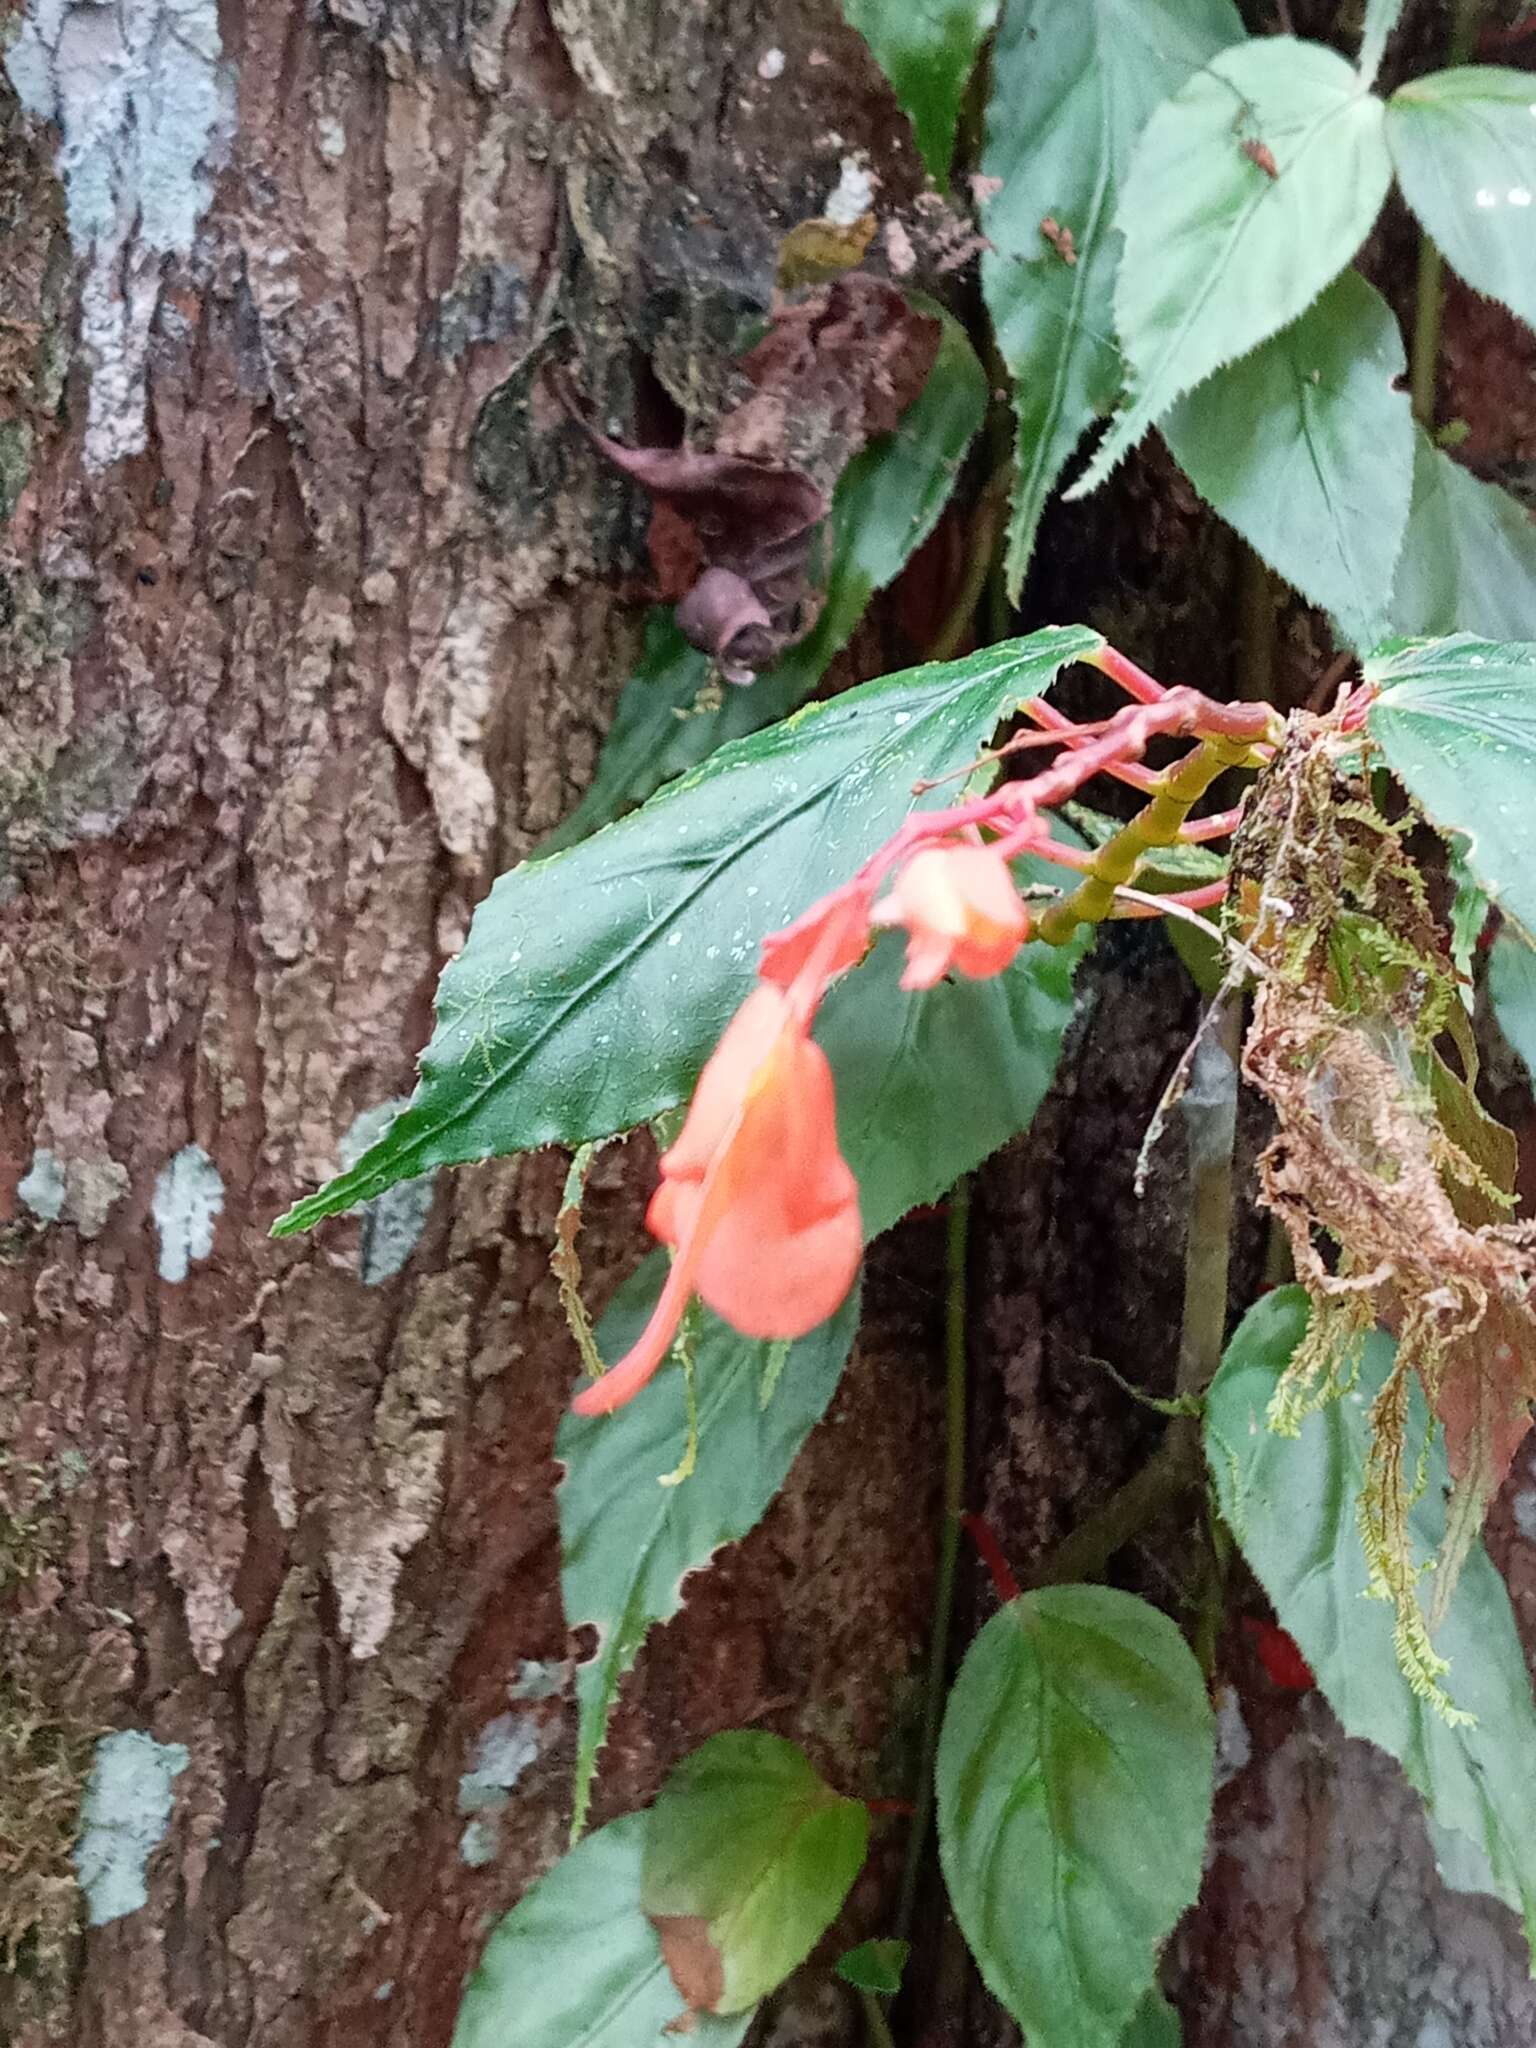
[
  {"left": 871, "top": 844, "right": 1028, "bottom": 990},
  {"left": 758, "top": 884, "right": 872, "bottom": 992},
  {"left": 571, "top": 985, "right": 861, "bottom": 1416}
]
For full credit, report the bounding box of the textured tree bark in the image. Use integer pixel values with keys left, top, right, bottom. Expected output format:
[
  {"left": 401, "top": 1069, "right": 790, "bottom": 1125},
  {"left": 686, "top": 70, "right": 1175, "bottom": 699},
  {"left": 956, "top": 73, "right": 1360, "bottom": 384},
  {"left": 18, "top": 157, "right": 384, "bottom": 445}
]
[
  {"left": 6, "top": 2, "right": 1536, "bottom": 2046},
  {"left": 0, "top": 5, "right": 938, "bottom": 2044}
]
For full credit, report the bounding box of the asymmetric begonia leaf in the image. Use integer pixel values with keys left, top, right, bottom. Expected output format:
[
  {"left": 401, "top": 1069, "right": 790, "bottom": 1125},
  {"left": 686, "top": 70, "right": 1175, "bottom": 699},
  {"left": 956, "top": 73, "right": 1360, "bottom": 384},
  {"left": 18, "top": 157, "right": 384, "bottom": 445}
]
[
  {"left": 273, "top": 623, "right": 1102, "bottom": 1234},
  {"left": 1162, "top": 270, "right": 1413, "bottom": 651},
  {"left": 1072, "top": 37, "right": 1393, "bottom": 494}
]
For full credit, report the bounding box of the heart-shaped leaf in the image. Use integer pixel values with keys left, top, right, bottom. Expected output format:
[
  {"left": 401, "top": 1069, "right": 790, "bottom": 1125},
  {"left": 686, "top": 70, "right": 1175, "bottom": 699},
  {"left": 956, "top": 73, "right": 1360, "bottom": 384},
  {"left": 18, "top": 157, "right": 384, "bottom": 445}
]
[
  {"left": 1073, "top": 37, "right": 1392, "bottom": 493},
  {"left": 451, "top": 1813, "right": 754, "bottom": 2048},
  {"left": 936, "top": 1585, "right": 1214, "bottom": 2048},
  {"left": 1162, "top": 270, "right": 1413, "bottom": 650},
  {"left": 559, "top": 1270, "right": 860, "bottom": 1838},
  {"left": 1366, "top": 634, "right": 1536, "bottom": 943},
  {"left": 273, "top": 624, "right": 1102, "bottom": 1233},
  {"left": 1388, "top": 66, "right": 1536, "bottom": 333},
  {"left": 642, "top": 1732, "right": 870, "bottom": 2013},
  {"left": 1205, "top": 1289, "right": 1536, "bottom": 1954},
  {"left": 979, "top": 0, "right": 1245, "bottom": 593}
]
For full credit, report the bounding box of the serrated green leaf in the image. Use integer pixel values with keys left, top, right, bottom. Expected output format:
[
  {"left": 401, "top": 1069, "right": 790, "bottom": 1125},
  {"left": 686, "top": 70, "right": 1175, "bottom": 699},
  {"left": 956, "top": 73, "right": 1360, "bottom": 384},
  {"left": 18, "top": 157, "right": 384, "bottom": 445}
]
[
  {"left": 451, "top": 1813, "right": 754, "bottom": 2048},
  {"left": 642, "top": 1732, "right": 870, "bottom": 2013},
  {"left": 1390, "top": 432, "right": 1536, "bottom": 639},
  {"left": 1366, "top": 634, "right": 1536, "bottom": 944},
  {"left": 1388, "top": 66, "right": 1536, "bottom": 334},
  {"left": 1205, "top": 1289, "right": 1536, "bottom": 1953},
  {"left": 841, "top": 0, "right": 997, "bottom": 183},
  {"left": 1162, "top": 270, "right": 1413, "bottom": 650},
  {"left": 979, "top": 0, "right": 1245, "bottom": 595},
  {"left": 1489, "top": 927, "right": 1536, "bottom": 1079},
  {"left": 835, "top": 1938, "right": 909, "bottom": 1994},
  {"left": 936, "top": 1585, "right": 1215, "bottom": 2048},
  {"left": 559, "top": 1270, "right": 860, "bottom": 1839},
  {"left": 545, "top": 305, "right": 988, "bottom": 850},
  {"left": 1119, "top": 1990, "right": 1182, "bottom": 2048},
  {"left": 1072, "top": 37, "right": 1392, "bottom": 495},
  {"left": 1358, "top": 0, "right": 1405, "bottom": 87},
  {"left": 273, "top": 623, "right": 1102, "bottom": 1234}
]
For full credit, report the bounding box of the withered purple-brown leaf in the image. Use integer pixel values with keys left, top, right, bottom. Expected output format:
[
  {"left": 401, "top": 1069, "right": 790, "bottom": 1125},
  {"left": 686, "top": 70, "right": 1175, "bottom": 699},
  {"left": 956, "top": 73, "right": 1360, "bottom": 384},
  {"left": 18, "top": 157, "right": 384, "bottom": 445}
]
[{"left": 557, "top": 275, "right": 940, "bottom": 683}]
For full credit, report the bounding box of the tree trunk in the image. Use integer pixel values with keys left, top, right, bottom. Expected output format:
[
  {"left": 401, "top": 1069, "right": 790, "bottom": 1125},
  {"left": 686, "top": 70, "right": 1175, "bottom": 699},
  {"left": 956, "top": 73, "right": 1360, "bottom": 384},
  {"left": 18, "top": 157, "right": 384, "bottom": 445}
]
[{"left": 4, "top": 3, "right": 1536, "bottom": 2046}]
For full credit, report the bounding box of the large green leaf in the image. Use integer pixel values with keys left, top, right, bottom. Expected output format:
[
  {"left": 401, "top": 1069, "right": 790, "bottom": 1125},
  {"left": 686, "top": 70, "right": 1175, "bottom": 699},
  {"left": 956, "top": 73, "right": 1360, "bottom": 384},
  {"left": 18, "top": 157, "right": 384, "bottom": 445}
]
[
  {"left": 841, "top": 0, "right": 997, "bottom": 183},
  {"left": 936, "top": 1586, "right": 1214, "bottom": 2048},
  {"left": 1388, "top": 66, "right": 1536, "bottom": 334},
  {"left": 1162, "top": 271, "right": 1412, "bottom": 650},
  {"left": 1390, "top": 433, "right": 1536, "bottom": 639},
  {"left": 559, "top": 1270, "right": 860, "bottom": 1838},
  {"left": 1366, "top": 634, "right": 1536, "bottom": 944},
  {"left": 641, "top": 1732, "right": 870, "bottom": 2013},
  {"left": 1489, "top": 927, "right": 1536, "bottom": 1079},
  {"left": 979, "top": 0, "right": 1245, "bottom": 595},
  {"left": 545, "top": 306, "right": 988, "bottom": 850},
  {"left": 1205, "top": 1289, "right": 1536, "bottom": 1950},
  {"left": 273, "top": 623, "right": 1102, "bottom": 1233},
  {"left": 1072, "top": 37, "right": 1393, "bottom": 495},
  {"left": 451, "top": 1813, "right": 754, "bottom": 2048}
]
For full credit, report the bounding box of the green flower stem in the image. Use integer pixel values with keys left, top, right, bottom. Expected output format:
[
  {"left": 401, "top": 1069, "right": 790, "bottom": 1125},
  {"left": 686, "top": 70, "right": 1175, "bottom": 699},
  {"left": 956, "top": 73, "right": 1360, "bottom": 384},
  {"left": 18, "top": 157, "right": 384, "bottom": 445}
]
[
  {"left": 1409, "top": 0, "right": 1486, "bottom": 427},
  {"left": 896, "top": 1178, "right": 971, "bottom": 1942},
  {"left": 1028, "top": 997, "right": 1242, "bottom": 1589},
  {"left": 860, "top": 1989, "right": 898, "bottom": 2048},
  {"left": 1034, "top": 737, "right": 1252, "bottom": 945},
  {"left": 1236, "top": 546, "right": 1276, "bottom": 704}
]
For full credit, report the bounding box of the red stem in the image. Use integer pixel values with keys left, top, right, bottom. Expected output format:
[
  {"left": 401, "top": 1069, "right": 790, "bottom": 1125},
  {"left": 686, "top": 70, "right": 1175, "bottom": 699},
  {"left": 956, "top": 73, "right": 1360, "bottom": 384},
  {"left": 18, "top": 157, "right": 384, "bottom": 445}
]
[
  {"left": 961, "top": 1511, "right": 1023, "bottom": 1604},
  {"left": 1088, "top": 643, "right": 1170, "bottom": 705},
  {"left": 1110, "top": 878, "right": 1228, "bottom": 919}
]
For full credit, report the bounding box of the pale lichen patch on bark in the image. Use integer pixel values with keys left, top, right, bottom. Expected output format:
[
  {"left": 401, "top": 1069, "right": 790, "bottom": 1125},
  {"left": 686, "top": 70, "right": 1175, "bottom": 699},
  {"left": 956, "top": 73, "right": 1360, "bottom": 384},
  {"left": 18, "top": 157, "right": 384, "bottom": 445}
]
[
  {"left": 72, "top": 1730, "right": 189, "bottom": 1928},
  {"left": 6, "top": 0, "right": 235, "bottom": 469},
  {"left": 150, "top": 1145, "right": 224, "bottom": 1284}
]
